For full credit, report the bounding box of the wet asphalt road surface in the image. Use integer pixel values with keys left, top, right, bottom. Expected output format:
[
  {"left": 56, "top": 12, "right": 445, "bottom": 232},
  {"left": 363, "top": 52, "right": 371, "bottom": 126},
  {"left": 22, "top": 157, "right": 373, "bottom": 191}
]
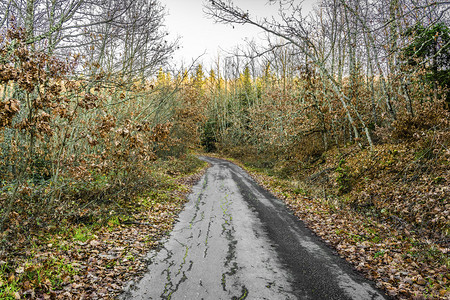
[{"left": 121, "top": 157, "right": 387, "bottom": 299}]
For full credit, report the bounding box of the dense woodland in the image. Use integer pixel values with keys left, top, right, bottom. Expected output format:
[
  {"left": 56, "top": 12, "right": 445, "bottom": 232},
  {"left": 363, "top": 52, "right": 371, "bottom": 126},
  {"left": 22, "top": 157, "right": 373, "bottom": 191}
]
[{"left": 0, "top": 0, "right": 448, "bottom": 299}]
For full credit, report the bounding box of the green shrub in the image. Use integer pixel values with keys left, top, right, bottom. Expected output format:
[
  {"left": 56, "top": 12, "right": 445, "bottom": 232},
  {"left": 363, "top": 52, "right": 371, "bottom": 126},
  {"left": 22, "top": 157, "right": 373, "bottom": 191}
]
[{"left": 336, "top": 159, "right": 352, "bottom": 194}]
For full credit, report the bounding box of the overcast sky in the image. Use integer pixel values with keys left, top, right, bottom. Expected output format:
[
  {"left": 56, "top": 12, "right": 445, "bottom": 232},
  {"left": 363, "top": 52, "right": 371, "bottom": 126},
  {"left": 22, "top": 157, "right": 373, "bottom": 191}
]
[{"left": 163, "top": 0, "right": 317, "bottom": 68}]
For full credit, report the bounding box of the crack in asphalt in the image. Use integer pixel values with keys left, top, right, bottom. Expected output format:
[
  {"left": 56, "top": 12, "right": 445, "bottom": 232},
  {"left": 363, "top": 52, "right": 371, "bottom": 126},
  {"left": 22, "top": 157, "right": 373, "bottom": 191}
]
[
  {"left": 156, "top": 177, "right": 211, "bottom": 299},
  {"left": 203, "top": 215, "right": 213, "bottom": 258},
  {"left": 219, "top": 193, "right": 236, "bottom": 289},
  {"left": 188, "top": 176, "right": 208, "bottom": 227},
  {"left": 232, "top": 286, "right": 249, "bottom": 300}
]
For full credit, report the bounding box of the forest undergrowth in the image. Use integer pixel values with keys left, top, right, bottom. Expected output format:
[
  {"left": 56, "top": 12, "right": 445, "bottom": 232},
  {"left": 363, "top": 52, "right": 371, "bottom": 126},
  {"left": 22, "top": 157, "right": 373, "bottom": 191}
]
[{"left": 0, "top": 154, "right": 207, "bottom": 299}]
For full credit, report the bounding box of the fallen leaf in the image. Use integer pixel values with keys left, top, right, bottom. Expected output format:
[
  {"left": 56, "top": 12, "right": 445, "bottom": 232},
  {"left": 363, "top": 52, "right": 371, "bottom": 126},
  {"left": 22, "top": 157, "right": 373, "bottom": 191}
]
[
  {"left": 415, "top": 276, "right": 426, "bottom": 285},
  {"left": 90, "top": 240, "right": 101, "bottom": 247},
  {"left": 23, "top": 280, "right": 31, "bottom": 290},
  {"left": 8, "top": 274, "right": 15, "bottom": 282}
]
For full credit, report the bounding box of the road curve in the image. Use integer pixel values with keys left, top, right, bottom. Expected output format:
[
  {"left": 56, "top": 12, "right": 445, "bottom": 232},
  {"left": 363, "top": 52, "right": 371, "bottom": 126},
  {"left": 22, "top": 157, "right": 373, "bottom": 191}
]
[{"left": 121, "top": 156, "right": 387, "bottom": 300}]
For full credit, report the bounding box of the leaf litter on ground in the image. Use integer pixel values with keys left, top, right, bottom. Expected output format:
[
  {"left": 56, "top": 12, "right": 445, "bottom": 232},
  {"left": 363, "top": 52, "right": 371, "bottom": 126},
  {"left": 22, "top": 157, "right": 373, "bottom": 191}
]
[{"left": 0, "top": 159, "right": 208, "bottom": 300}]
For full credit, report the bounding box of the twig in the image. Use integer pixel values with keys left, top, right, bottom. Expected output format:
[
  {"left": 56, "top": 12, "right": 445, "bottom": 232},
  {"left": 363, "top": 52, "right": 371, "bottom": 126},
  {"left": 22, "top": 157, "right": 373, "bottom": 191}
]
[{"left": 121, "top": 220, "right": 157, "bottom": 228}]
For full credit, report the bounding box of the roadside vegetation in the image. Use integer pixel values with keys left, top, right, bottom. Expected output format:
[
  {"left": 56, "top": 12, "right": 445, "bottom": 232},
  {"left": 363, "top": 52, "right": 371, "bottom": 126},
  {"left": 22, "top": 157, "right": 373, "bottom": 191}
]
[
  {"left": 0, "top": 154, "right": 206, "bottom": 299},
  {"left": 0, "top": 1, "right": 208, "bottom": 298}
]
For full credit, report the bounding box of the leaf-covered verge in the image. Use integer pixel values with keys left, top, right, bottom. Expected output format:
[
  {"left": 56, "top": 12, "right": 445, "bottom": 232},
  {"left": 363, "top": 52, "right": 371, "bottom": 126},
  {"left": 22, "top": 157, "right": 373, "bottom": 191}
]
[
  {"left": 0, "top": 155, "right": 207, "bottom": 300},
  {"left": 210, "top": 131, "right": 449, "bottom": 300}
]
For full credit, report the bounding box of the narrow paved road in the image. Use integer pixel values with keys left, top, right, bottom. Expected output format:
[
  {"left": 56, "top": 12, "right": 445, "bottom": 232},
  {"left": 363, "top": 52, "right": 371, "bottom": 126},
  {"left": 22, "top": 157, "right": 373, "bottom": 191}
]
[{"left": 121, "top": 157, "right": 387, "bottom": 300}]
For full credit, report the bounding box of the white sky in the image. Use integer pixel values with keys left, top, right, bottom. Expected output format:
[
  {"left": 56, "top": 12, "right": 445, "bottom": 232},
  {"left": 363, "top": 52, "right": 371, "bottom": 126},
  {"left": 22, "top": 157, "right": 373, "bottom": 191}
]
[{"left": 163, "top": 0, "right": 317, "bottom": 68}]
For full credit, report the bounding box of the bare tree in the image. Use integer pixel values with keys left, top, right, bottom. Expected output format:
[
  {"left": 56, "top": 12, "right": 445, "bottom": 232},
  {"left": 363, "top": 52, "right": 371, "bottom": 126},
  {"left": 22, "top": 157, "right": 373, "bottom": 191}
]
[
  {"left": 205, "top": 0, "right": 374, "bottom": 149},
  {"left": 0, "top": 0, "right": 177, "bottom": 78}
]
